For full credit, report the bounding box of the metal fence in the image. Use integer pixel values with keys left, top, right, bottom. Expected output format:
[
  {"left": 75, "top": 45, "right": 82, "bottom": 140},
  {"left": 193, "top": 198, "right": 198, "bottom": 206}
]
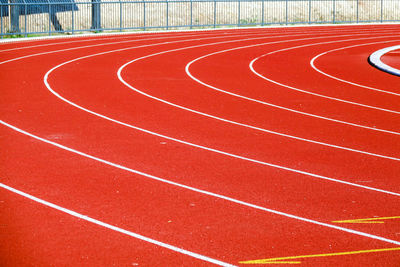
[{"left": 1, "top": 0, "right": 400, "bottom": 38}]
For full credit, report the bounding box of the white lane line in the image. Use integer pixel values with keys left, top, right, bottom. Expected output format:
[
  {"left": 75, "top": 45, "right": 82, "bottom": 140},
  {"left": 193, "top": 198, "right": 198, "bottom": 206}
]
[
  {"left": 43, "top": 43, "right": 400, "bottom": 197},
  {"left": 0, "top": 182, "right": 236, "bottom": 267},
  {"left": 41, "top": 32, "right": 400, "bottom": 196},
  {"left": 46, "top": 55, "right": 400, "bottom": 199},
  {"left": 369, "top": 45, "right": 400, "bottom": 77},
  {"left": 0, "top": 31, "right": 254, "bottom": 66},
  {"left": 250, "top": 37, "right": 400, "bottom": 115},
  {"left": 0, "top": 26, "right": 340, "bottom": 53},
  {"left": 2, "top": 26, "right": 397, "bottom": 65},
  {"left": 0, "top": 35, "right": 135, "bottom": 53},
  {"left": 42, "top": 31, "right": 400, "bottom": 197},
  {"left": 3, "top": 29, "right": 395, "bottom": 195},
  {"left": 185, "top": 36, "right": 400, "bottom": 160},
  {"left": 2, "top": 120, "right": 400, "bottom": 248},
  {"left": 310, "top": 41, "right": 400, "bottom": 97}
]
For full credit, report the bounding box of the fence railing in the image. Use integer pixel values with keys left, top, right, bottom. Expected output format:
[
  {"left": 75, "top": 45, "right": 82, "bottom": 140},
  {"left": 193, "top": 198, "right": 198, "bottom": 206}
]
[{"left": 1, "top": 0, "right": 399, "bottom": 38}]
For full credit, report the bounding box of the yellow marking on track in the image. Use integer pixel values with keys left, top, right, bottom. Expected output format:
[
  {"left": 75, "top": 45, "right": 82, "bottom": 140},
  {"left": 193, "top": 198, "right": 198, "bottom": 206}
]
[
  {"left": 333, "top": 216, "right": 400, "bottom": 224},
  {"left": 239, "top": 247, "right": 400, "bottom": 265}
]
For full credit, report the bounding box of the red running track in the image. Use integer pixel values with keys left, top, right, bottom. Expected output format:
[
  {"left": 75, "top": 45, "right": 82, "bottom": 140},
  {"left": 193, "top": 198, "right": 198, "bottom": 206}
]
[
  {"left": 381, "top": 47, "right": 400, "bottom": 72},
  {"left": 1, "top": 24, "right": 400, "bottom": 266}
]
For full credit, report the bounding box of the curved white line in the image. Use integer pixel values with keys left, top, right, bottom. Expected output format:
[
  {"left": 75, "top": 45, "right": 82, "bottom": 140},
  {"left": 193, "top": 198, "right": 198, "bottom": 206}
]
[
  {"left": 2, "top": 120, "right": 400, "bottom": 248},
  {"left": 0, "top": 182, "right": 236, "bottom": 267},
  {"left": 42, "top": 32, "right": 400, "bottom": 196},
  {"left": 310, "top": 42, "right": 400, "bottom": 96},
  {"left": 250, "top": 37, "right": 400, "bottom": 115},
  {"left": 0, "top": 31, "right": 264, "bottom": 66},
  {"left": 185, "top": 37, "right": 400, "bottom": 159},
  {"left": 369, "top": 45, "right": 400, "bottom": 77},
  {"left": 3, "top": 29, "right": 395, "bottom": 195},
  {"left": 43, "top": 43, "right": 400, "bottom": 197}
]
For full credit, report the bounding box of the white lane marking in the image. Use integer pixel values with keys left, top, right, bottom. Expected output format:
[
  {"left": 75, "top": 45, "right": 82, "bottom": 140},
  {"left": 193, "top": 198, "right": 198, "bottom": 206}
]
[
  {"left": 41, "top": 30, "right": 400, "bottom": 196},
  {"left": 44, "top": 32, "right": 400, "bottom": 197},
  {"left": 43, "top": 38, "right": 400, "bottom": 197},
  {"left": 2, "top": 26, "right": 397, "bottom": 65},
  {"left": 45, "top": 51, "right": 400, "bottom": 199},
  {"left": 369, "top": 45, "right": 400, "bottom": 77},
  {"left": 0, "top": 35, "right": 136, "bottom": 53},
  {"left": 0, "top": 182, "right": 236, "bottom": 267},
  {"left": 2, "top": 120, "right": 400, "bottom": 247},
  {"left": 1, "top": 24, "right": 395, "bottom": 52},
  {"left": 185, "top": 36, "right": 400, "bottom": 159},
  {"left": 0, "top": 31, "right": 256, "bottom": 66},
  {"left": 6, "top": 30, "right": 397, "bottom": 196},
  {"left": 250, "top": 37, "right": 400, "bottom": 115},
  {"left": 310, "top": 41, "right": 400, "bottom": 96}
]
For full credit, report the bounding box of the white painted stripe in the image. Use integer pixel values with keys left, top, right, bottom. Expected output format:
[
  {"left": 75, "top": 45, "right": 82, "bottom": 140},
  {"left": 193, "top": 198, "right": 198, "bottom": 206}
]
[
  {"left": 311, "top": 41, "right": 400, "bottom": 96},
  {"left": 1, "top": 22, "right": 398, "bottom": 44},
  {"left": 0, "top": 31, "right": 259, "bottom": 66},
  {"left": 42, "top": 33, "right": 400, "bottom": 196},
  {"left": 185, "top": 36, "right": 400, "bottom": 160},
  {"left": 0, "top": 182, "right": 236, "bottom": 267},
  {"left": 1, "top": 120, "right": 400, "bottom": 247},
  {"left": 250, "top": 37, "right": 400, "bottom": 115},
  {"left": 369, "top": 45, "right": 400, "bottom": 77}
]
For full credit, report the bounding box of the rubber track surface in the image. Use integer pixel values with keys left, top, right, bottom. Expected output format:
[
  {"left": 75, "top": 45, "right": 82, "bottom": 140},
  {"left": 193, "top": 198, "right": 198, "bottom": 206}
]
[{"left": 1, "top": 25, "right": 400, "bottom": 266}]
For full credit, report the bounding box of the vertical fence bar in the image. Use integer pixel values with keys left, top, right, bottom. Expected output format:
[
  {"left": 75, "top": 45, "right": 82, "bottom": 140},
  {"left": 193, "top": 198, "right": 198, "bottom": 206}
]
[
  {"left": 308, "top": 0, "right": 311, "bottom": 24},
  {"left": 0, "top": 1, "right": 3, "bottom": 38},
  {"left": 380, "top": 0, "right": 383, "bottom": 22},
  {"left": 214, "top": 0, "right": 216, "bottom": 28},
  {"left": 71, "top": 1, "right": 75, "bottom": 33},
  {"left": 166, "top": 0, "right": 169, "bottom": 30},
  {"left": 285, "top": 0, "right": 288, "bottom": 25},
  {"left": 332, "top": 0, "right": 335, "bottom": 23},
  {"left": 143, "top": 0, "right": 146, "bottom": 30},
  {"left": 261, "top": 0, "right": 264, "bottom": 26},
  {"left": 48, "top": 0, "right": 51, "bottom": 35},
  {"left": 190, "top": 0, "right": 193, "bottom": 29},
  {"left": 356, "top": 0, "right": 359, "bottom": 23},
  {"left": 24, "top": 0, "right": 27, "bottom": 36},
  {"left": 119, "top": 0, "right": 122, "bottom": 31},
  {"left": 92, "top": 0, "right": 101, "bottom": 31},
  {"left": 10, "top": 0, "right": 20, "bottom": 33},
  {"left": 238, "top": 0, "right": 240, "bottom": 26}
]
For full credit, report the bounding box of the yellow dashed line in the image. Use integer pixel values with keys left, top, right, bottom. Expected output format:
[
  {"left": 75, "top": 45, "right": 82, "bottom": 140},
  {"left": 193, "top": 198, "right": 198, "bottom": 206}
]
[
  {"left": 239, "top": 247, "right": 400, "bottom": 265},
  {"left": 333, "top": 216, "right": 400, "bottom": 224}
]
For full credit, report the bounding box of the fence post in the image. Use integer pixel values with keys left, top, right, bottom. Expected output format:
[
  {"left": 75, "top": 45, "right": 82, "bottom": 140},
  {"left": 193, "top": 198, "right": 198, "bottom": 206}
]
[
  {"left": 261, "top": 0, "right": 264, "bottom": 26},
  {"left": 238, "top": 0, "right": 241, "bottom": 27},
  {"left": 356, "top": 0, "right": 359, "bottom": 23},
  {"left": 91, "top": 0, "right": 101, "bottom": 30},
  {"left": 23, "top": 0, "right": 27, "bottom": 36},
  {"left": 166, "top": 0, "right": 169, "bottom": 30},
  {"left": 190, "top": 0, "right": 193, "bottom": 29},
  {"left": 285, "top": 0, "right": 288, "bottom": 25},
  {"left": 332, "top": 0, "right": 335, "bottom": 23},
  {"left": 308, "top": 0, "right": 311, "bottom": 24},
  {"left": 10, "top": 0, "right": 20, "bottom": 33},
  {"left": 214, "top": 0, "right": 216, "bottom": 28},
  {"left": 380, "top": 0, "right": 383, "bottom": 22},
  {"left": 47, "top": 0, "right": 51, "bottom": 35},
  {"left": 119, "top": 0, "right": 122, "bottom": 32},
  {"left": 1, "top": 1, "right": 3, "bottom": 38},
  {"left": 143, "top": 0, "right": 146, "bottom": 30},
  {"left": 71, "top": 0, "right": 75, "bottom": 33}
]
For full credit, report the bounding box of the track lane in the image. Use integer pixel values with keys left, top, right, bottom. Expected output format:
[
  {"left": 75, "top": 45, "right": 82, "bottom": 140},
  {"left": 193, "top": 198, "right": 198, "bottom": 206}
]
[
  {"left": 2, "top": 113, "right": 400, "bottom": 266},
  {"left": 311, "top": 43, "right": 400, "bottom": 96},
  {"left": 250, "top": 39, "right": 400, "bottom": 115},
  {"left": 0, "top": 184, "right": 219, "bottom": 266},
  {"left": 3, "top": 24, "right": 400, "bottom": 266}
]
